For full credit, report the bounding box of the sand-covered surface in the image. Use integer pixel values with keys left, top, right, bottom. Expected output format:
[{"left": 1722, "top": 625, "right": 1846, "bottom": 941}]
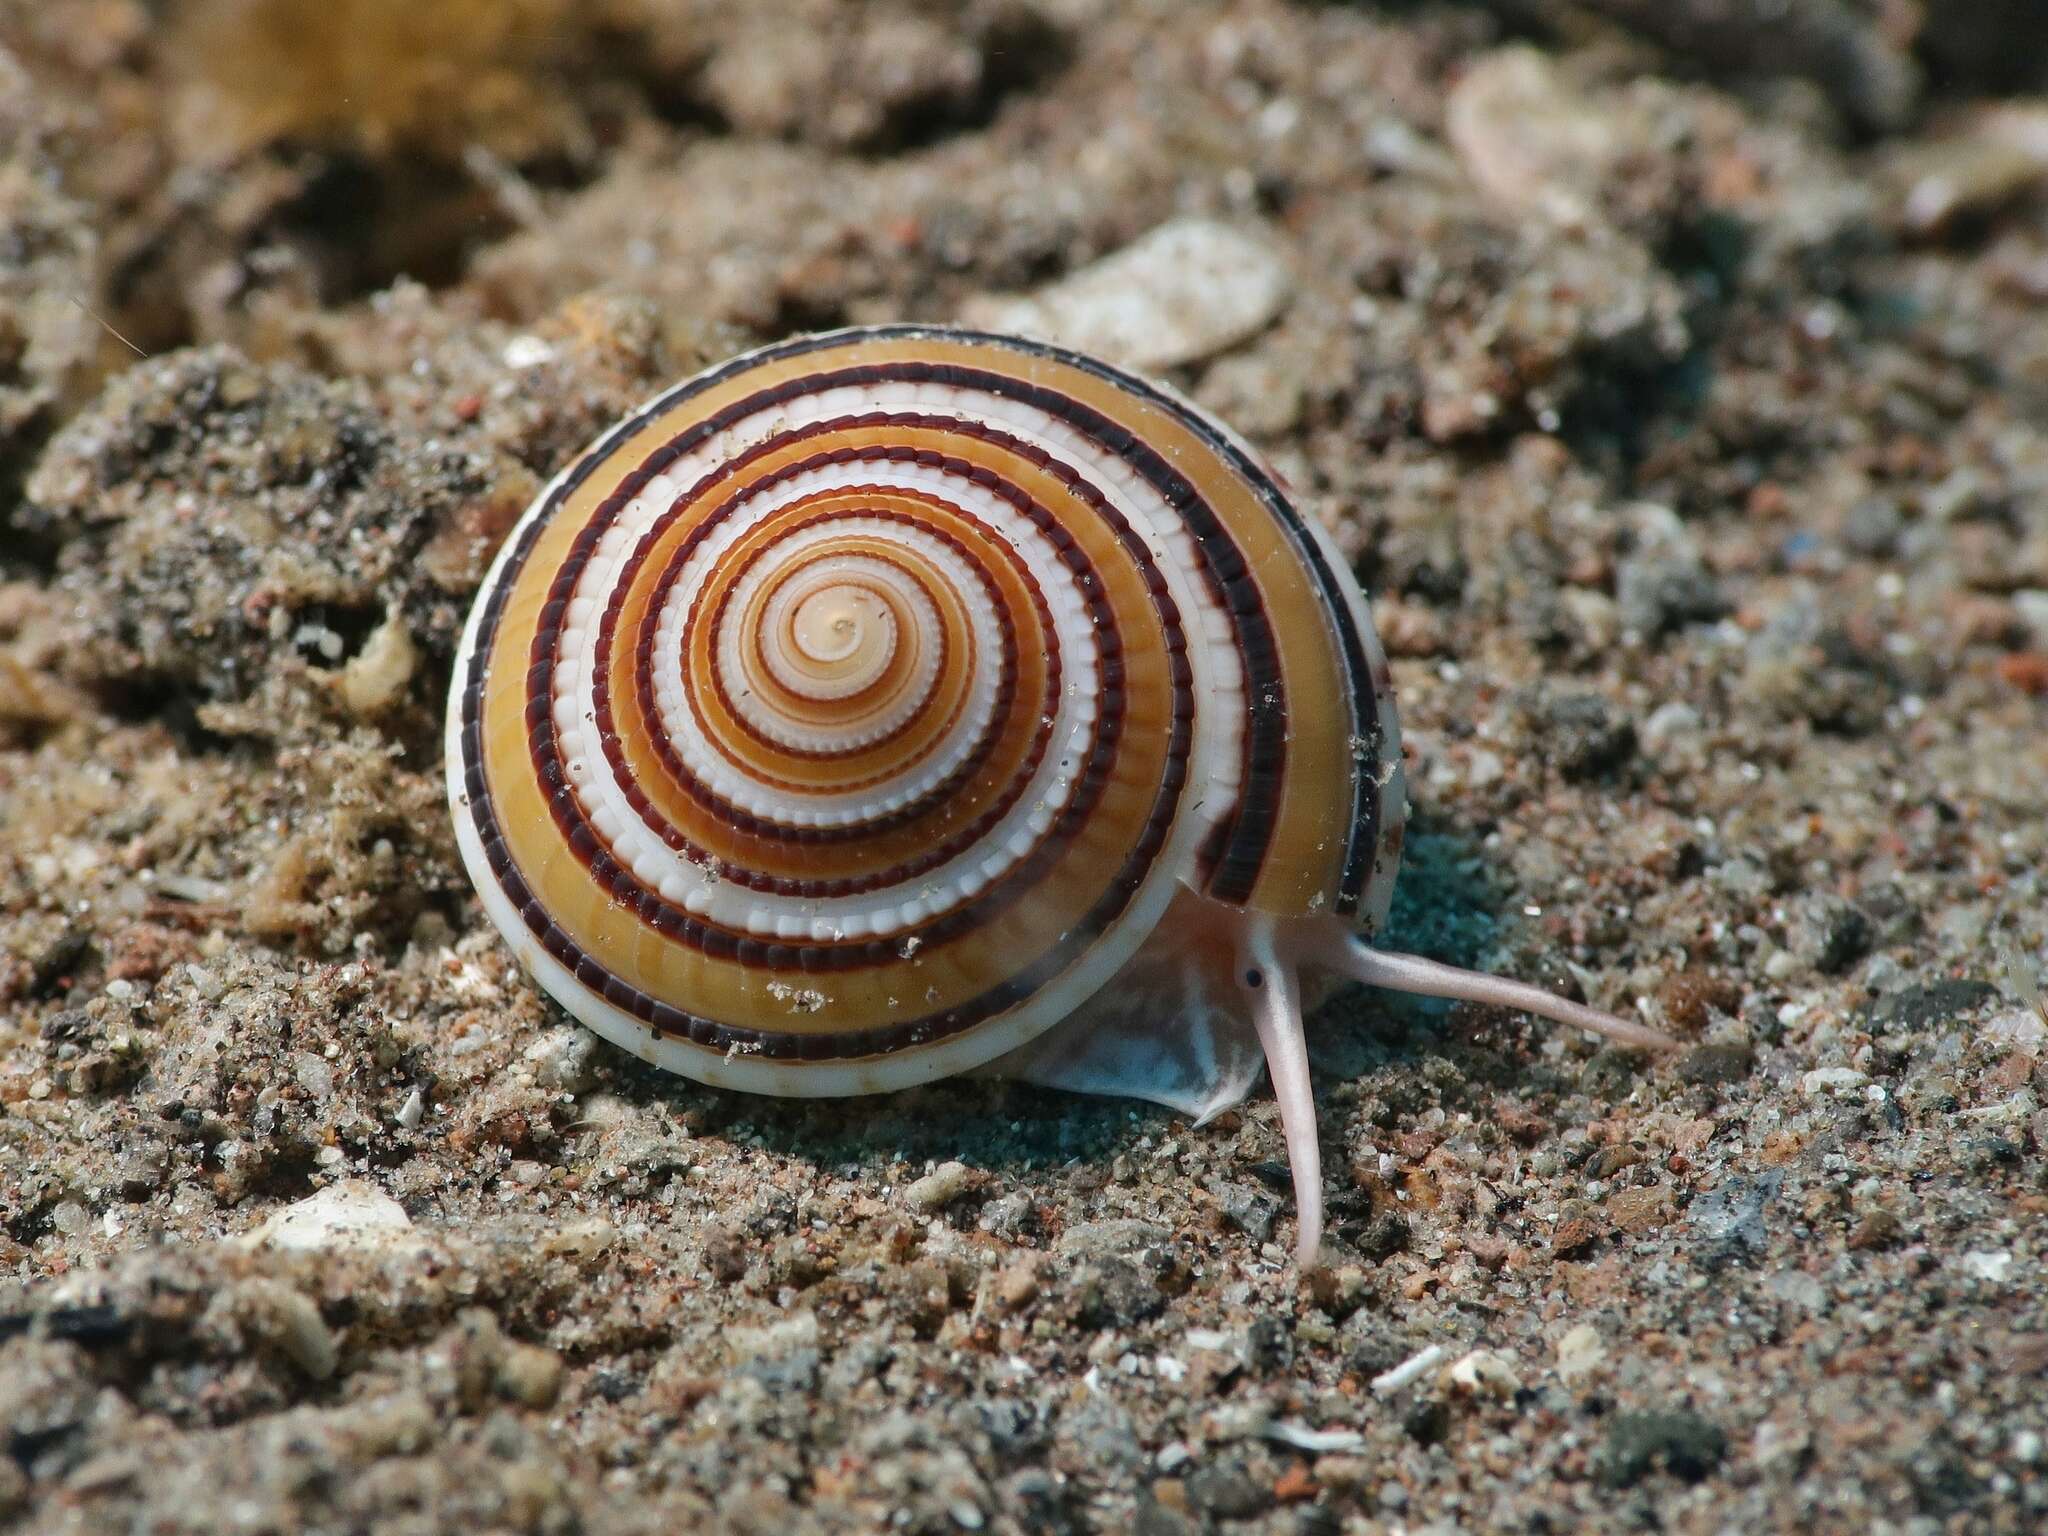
[{"left": 2, "top": 2, "right": 2046, "bottom": 1531}]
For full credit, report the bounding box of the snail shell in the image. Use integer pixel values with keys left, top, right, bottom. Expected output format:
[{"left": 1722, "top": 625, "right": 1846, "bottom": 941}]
[{"left": 447, "top": 325, "right": 1669, "bottom": 1260}]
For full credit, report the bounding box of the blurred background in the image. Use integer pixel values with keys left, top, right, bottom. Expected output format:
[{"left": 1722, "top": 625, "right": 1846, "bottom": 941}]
[{"left": 7, "top": 0, "right": 2048, "bottom": 410}]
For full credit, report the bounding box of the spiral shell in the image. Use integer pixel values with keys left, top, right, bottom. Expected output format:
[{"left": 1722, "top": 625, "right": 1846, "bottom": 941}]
[{"left": 447, "top": 325, "right": 1403, "bottom": 1095}]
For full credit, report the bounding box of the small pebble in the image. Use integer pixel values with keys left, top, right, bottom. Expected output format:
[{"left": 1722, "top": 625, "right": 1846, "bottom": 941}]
[
  {"left": 1597, "top": 1411, "right": 1728, "bottom": 1488},
  {"left": 337, "top": 612, "right": 419, "bottom": 717},
  {"left": 1801, "top": 1067, "right": 1869, "bottom": 1096},
  {"left": 2014, "top": 590, "right": 2048, "bottom": 649},
  {"left": 494, "top": 1340, "right": 566, "bottom": 1408},
  {"left": 1677, "top": 1042, "right": 1755, "bottom": 1086},
  {"left": 960, "top": 218, "right": 1292, "bottom": 370},
  {"left": 528, "top": 1027, "right": 603, "bottom": 1094},
  {"left": 1555, "top": 1323, "right": 1605, "bottom": 1383},
  {"left": 1184, "top": 1460, "right": 1271, "bottom": 1520},
  {"left": 244, "top": 1180, "right": 414, "bottom": 1254},
  {"left": 992, "top": 1262, "right": 1041, "bottom": 1312},
  {"left": 1862, "top": 980, "right": 1998, "bottom": 1031},
  {"left": 904, "top": 1160, "right": 975, "bottom": 1213},
  {"left": 394, "top": 1086, "right": 425, "bottom": 1129},
  {"left": 1962, "top": 1250, "right": 2014, "bottom": 1285},
  {"left": 1443, "top": 1349, "right": 1521, "bottom": 1400},
  {"left": 232, "top": 1278, "right": 338, "bottom": 1381}
]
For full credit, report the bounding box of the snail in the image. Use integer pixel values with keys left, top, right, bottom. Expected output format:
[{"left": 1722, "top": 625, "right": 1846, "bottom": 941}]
[{"left": 446, "top": 325, "right": 1672, "bottom": 1262}]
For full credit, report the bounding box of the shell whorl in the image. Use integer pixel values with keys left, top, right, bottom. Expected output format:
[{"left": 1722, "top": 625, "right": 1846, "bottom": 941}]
[{"left": 446, "top": 326, "right": 1402, "bottom": 1095}]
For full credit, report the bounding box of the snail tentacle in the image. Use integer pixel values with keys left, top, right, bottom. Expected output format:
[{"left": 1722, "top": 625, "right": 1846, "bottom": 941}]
[
  {"left": 1315, "top": 930, "right": 1678, "bottom": 1053},
  {"left": 1240, "top": 915, "right": 1323, "bottom": 1266}
]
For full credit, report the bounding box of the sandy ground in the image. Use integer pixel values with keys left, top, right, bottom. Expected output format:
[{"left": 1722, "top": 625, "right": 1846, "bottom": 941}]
[{"left": 2, "top": 1, "right": 2046, "bottom": 1532}]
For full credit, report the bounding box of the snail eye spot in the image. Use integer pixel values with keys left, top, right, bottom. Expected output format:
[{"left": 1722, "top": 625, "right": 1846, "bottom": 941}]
[{"left": 1244, "top": 968, "right": 1264, "bottom": 989}]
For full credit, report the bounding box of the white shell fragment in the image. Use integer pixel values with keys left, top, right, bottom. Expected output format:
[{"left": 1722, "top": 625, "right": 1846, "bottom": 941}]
[
  {"left": 960, "top": 218, "right": 1293, "bottom": 369},
  {"left": 242, "top": 1180, "right": 415, "bottom": 1254}
]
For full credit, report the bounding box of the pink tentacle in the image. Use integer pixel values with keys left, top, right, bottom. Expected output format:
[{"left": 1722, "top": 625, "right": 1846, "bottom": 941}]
[
  {"left": 1240, "top": 919, "right": 1324, "bottom": 1266},
  {"left": 1316, "top": 931, "right": 1678, "bottom": 1052}
]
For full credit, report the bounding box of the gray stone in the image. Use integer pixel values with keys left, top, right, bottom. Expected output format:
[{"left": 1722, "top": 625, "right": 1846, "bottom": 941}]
[{"left": 1597, "top": 1410, "right": 1728, "bottom": 1487}]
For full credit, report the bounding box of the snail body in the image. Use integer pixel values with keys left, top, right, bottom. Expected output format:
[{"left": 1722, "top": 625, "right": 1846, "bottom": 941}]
[{"left": 447, "top": 325, "right": 1669, "bottom": 1260}]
